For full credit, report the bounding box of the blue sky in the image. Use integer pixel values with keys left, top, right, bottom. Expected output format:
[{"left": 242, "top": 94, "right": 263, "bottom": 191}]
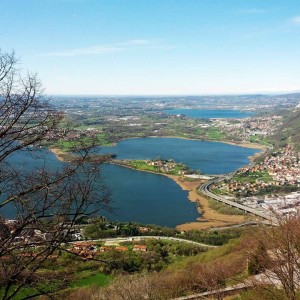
[{"left": 1, "top": 0, "right": 300, "bottom": 95}]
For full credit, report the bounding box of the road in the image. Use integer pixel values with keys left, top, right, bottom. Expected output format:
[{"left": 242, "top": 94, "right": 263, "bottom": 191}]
[
  {"left": 172, "top": 270, "right": 284, "bottom": 299},
  {"left": 199, "top": 177, "right": 277, "bottom": 224},
  {"left": 82, "top": 236, "right": 218, "bottom": 248},
  {"left": 173, "top": 282, "right": 251, "bottom": 299}
]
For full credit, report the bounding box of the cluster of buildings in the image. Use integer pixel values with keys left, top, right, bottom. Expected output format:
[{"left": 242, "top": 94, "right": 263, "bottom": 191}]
[
  {"left": 259, "top": 192, "right": 300, "bottom": 215},
  {"left": 220, "top": 146, "right": 300, "bottom": 197},
  {"left": 1, "top": 219, "right": 149, "bottom": 262},
  {"left": 213, "top": 146, "right": 300, "bottom": 216},
  {"left": 0, "top": 219, "right": 83, "bottom": 246},
  {"left": 242, "top": 192, "right": 300, "bottom": 216},
  {"left": 99, "top": 244, "right": 147, "bottom": 253},
  {"left": 263, "top": 146, "right": 300, "bottom": 185},
  {"left": 115, "top": 159, "right": 192, "bottom": 175},
  {"left": 146, "top": 159, "right": 187, "bottom": 174},
  {"left": 44, "top": 128, "right": 101, "bottom": 144},
  {"left": 69, "top": 241, "right": 147, "bottom": 260},
  {"left": 226, "top": 180, "right": 271, "bottom": 197},
  {"left": 214, "top": 115, "right": 282, "bottom": 141}
]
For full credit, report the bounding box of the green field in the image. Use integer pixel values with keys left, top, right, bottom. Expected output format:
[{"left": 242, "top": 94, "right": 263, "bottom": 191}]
[
  {"left": 206, "top": 127, "right": 226, "bottom": 140},
  {"left": 232, "top": 170, "right": 272, "bottom": 183},
  {"left": 71, "top": 273, "right": 111, "bottom": 288},
  {"left": 124, "top": 159, "right": 191, "bottom": 175},
  {"left": 207, "top": 198, "right": 247, "bottom": 215}
]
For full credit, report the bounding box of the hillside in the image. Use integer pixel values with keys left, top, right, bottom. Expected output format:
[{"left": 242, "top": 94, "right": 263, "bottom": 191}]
[{"left": 272, "top": 108, "right": 300, "bottom": 151}]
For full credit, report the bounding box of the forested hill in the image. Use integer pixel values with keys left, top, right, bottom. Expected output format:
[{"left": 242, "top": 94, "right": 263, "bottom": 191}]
[{"left": 272, "top": 107, "right": 300, "bottom": 151}]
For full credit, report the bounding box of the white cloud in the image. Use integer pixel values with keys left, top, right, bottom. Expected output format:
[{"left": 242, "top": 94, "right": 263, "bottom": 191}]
[
  {"left": 236, "top": 8, "right": 267, "bottom": 15},
  {"left": 41, "top": 39, "right": 169, "bottom": 57},
  {"left": 290, "top": 16, "right": 300, "bottom": 25},
  {"left": 123, "top": 39, "right": 152, "bottom": 46},
  {"left": 43, "top": 45, "right": 122, "bottom": 57}
]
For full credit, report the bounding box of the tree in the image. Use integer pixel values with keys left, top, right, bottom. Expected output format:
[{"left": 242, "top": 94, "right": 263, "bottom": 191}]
[
  {"left": 247, "top": 212, "right": 300, "bottom": 300},
  {"left": 0, "top": 50, "right": 110, "bottom": 299}
]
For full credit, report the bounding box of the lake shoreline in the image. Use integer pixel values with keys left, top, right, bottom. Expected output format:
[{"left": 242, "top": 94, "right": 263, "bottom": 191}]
[
  {"left": 103, "top": 136, "right": 267, "bottom": 166},
  {"left": 49, "top": 137, "right": 266, "bottom": 162},
  {"left": 164, "top": 175, "right": 246, "bottom": 230},
  {"left": 135, "top": 135, "right": 267, "bottom": 150},
  {"left": 109, "top": 161, "right": 247, "bottom": 230},
  {"left": 49, "top": 137, "right": 262, "bottom": 230},
  {"left": 49, "top": 148, "right": 68, "bottom": 162}
]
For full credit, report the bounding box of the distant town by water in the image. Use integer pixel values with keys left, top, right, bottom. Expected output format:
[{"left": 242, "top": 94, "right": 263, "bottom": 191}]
[{"left": 163, "top": 109, "right": 252, "bottom": 119}]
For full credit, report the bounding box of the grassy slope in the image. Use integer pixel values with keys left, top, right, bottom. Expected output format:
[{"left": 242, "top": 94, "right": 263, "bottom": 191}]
[
  {"left": 68, "top": 235, "right": 252, "bottom": 299},
  {"left": 272, "top": 109, "right": 300, "bottom": 151}
]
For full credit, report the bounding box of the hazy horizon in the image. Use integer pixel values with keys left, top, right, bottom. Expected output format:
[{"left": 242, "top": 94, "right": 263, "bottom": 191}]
[{"left": 49, "top": 91, "right": 300, "bottom": 97}]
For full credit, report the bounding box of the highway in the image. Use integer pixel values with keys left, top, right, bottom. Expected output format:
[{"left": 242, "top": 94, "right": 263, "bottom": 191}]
[{"left": 199, "top": 177, "right": 276, "bottom": 224}]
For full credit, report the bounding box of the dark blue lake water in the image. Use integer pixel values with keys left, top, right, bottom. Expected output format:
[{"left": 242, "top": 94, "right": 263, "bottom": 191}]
[
  {"left": 99, "top": 138, "right": 259, "bottom": 174},
  {"left": 101, "top": 164, "right": 196, "bottom": 226},
  {"left": 2, "top": 138, "right": 260, "bottom": 227},
  {"left": 164, "top": 109, "right": 252, "bottom": 119}
]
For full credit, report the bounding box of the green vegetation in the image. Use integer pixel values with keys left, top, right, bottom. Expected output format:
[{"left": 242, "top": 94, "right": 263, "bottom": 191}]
[
  {"left": 70, "top": 236, "right": 251, "bottom": 299},
  {"left": 66, "top": 215, "right": 300, "bottom": 300},
  {"left": 95, "top": 133, "right": 113, "bottom": 146},
  {"left": 70, "top": 273, "right": 111, "bottom": 288},
  {"left": 83, "top": 221, "right": 143, "bottom": 239},
  {"left": 83, "top": 218, "right": 244, "bottom": 246},
  {"left": 206, "top": 127, "right": 226, "bottom": 140},
  {"left": 182, "top": 228, "right": 244, "bottom": 246},
  {"left": 272, "top": 109, "right": 300, "bottom": 151},
  {"left": 53, "top": 109, "right": 233, "bottom": 151},
  {"left": 83, "top": 219, "right": 179, "bottom": 240},
  {"left": 0, "top": 279, "right": 66, "bottom": 300},
  {"left": 249, "top": 135, "right": 272, "bottom": 147},
  {"left": 55, "top": 137, "right": 96, "bottom": 151},
  {"left": 255, "top": 184, "right": 299, "bottom": 196},
  {"left": 54, "top": 135, "right": 112, "bottom": 151},
  {"left": 49, "top": 96, "right": 300, "bottom": 157},
  {"left": 114, "top": 239, "right": 206, "bottom": 268},
  {"left": 116, "top": 159, "right": 193, "bottom": 176},
  {"left": 207, "top": 199, "right": 247, "bottom": 215},
  {"left": 211, "top": 186, "right": 233, "bottom": 197},
  {"left": 126, "top": 160, "right": 157, "bottom": 172},
  {"left": 3, "top": 236, "right": 204, "bottom": 297},
  {"left": 169, "top": 237, "right": 243, "bottom": 269},
  {"left": 232, "top": 170, "right": 273, "bottom": 183},
  {"left": 238, "top": 287, "right": 292, "bottom": 300}
]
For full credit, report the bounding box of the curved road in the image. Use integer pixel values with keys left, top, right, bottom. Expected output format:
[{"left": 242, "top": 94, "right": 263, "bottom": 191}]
[
  {"left": 83, "top": 236, "right": 217, "bottom": 248},
  {"left": 199, "top": 177, "right": 276, "bottom": 224}
]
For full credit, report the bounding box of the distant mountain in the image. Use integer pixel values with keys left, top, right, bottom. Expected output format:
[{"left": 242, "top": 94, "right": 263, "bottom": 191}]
[{"left": 278, "top": 92, "right": 300, "bottom": 98}]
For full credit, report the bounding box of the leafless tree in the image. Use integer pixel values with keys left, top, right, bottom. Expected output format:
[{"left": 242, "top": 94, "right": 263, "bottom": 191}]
[
  {"left": 0, "top": 50, "right": 110, "bottom": 300},
  {"left": 247, "top": 212, "right": 300, "bottom": 300}
]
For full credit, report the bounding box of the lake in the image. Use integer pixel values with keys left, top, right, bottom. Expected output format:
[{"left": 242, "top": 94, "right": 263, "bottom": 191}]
[
  {"left": 98, "top": 137, "right": 259, "bottom": 174},
  {"left": 2, "top": 138, "right": 260, "bottom": 227},
  {"left": 164, "top": 109, "right": 252, "bottom": 119},
  {"left": 101, "top": 164, "right": 197, "bottom": 227}
]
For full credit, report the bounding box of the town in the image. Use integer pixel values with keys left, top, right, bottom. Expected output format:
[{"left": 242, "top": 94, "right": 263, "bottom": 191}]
[
  {"left": 46, "top": 94, "right": 298, "bottom": 150},
  {"left": 211, "top": 146, "right": 300, "bottom": 216}
]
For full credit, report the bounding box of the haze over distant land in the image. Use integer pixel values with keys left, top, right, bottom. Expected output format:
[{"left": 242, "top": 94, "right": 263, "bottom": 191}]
[{"left": 1, "top": 0, "right": 300, "bottom": 95}]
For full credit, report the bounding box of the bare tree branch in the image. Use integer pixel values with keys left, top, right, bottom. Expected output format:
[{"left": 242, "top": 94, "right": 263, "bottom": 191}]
[{"left": 0, "top": 50, "right": 110, "bottom": 300}]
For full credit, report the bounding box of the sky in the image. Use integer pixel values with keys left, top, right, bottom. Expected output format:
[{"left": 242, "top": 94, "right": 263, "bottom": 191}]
[{"left": 1, "top": 0, "right": 300, "bottom": 95}]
